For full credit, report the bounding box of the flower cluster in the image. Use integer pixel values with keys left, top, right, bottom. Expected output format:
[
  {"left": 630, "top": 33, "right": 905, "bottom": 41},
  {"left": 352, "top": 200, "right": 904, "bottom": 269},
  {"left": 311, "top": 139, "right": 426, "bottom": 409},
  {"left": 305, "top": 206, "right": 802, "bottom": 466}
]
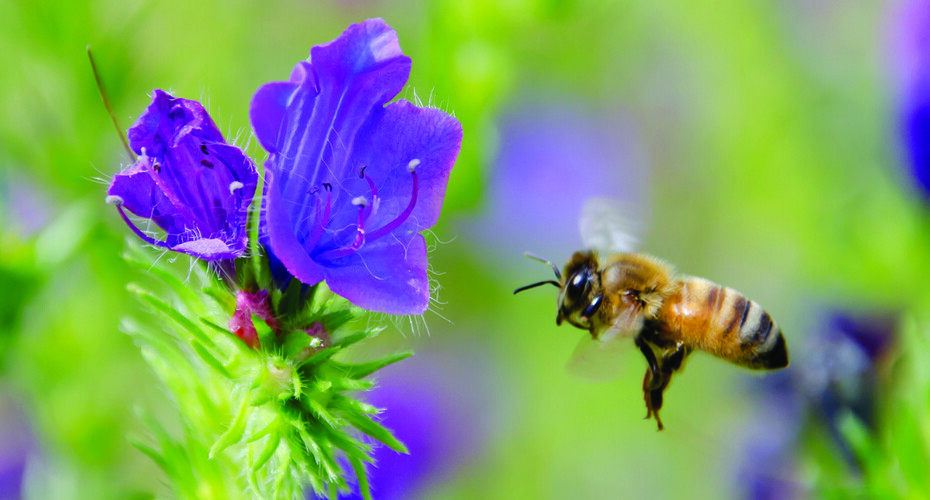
[
  {"left": 105, "top": 18, "right": 461, "bottom": 498},
  {"left": 107, "top": 18, "right": 461, "bottom": 315}
]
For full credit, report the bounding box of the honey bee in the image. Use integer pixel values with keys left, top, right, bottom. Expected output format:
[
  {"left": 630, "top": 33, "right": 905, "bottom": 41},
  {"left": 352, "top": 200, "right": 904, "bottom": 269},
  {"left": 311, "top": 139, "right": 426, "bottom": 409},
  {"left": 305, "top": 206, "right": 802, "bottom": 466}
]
[{"left": 514, "top": 199, "right": 789, "bottom": 430}]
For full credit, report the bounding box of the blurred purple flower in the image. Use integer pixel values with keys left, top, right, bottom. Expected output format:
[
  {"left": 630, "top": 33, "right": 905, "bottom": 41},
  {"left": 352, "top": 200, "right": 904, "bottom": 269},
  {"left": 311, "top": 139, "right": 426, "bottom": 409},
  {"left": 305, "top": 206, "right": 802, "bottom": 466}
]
[
  {"left": 0, "top": 401, "right": 34, "bottom": 499},
  {"left": 251, "top": 19, "right": 462, "bottom": 315},
  {"left": 1, "top": 174, "right": 54, "bottom": 237},
  {"left": 106, "top": 90, "right": 258, "bottom": 261},
  {"left": 736, "top": 311, "right": 896, "bottom": 499},
  {"left": 465, "top": 99, "right": 648, "bottom": 265},
  {"left": 890, "top": 0, "right": 930, "bottom": 200}
]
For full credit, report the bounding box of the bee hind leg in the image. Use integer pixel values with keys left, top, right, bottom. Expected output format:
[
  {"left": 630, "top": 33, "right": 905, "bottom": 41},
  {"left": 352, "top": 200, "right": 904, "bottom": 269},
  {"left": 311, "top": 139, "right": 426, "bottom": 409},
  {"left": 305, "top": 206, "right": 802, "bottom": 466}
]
[
  {"left": 641, "top": 343, "right": 691, "bottom": 432},
  {"left": 642, "top": 368, "right": 668, "bottom": 431}
]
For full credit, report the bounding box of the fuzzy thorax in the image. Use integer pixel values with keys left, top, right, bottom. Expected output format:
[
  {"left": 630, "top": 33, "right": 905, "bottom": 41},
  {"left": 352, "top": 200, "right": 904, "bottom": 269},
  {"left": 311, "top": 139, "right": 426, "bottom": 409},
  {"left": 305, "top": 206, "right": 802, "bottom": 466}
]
[{"left": 601, "top": 253, "right": 679, "bottom": 320}]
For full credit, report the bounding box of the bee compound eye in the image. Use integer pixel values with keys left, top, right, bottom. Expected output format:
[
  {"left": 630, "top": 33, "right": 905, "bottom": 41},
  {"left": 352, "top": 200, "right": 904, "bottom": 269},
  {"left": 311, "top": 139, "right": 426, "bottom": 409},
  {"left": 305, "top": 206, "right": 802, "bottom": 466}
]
[
  {"left": 582, "top": 295, "right": 602, "bottom": 318},
  {"left": 567, "top": 271, "right": 587, "bottom": 299}
]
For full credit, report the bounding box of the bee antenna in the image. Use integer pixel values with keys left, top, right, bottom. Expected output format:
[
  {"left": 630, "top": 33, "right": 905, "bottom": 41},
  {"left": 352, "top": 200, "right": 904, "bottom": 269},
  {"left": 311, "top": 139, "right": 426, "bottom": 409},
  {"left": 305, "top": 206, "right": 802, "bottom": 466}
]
[
  {"left": 87, "top": 45, "right": 135, "bottom": 162},
  {"left": 513, "top": 280, "right": 562, "bottom": 295},
  {"left": 523, "top": 252, "right": 562, "bottom": 280}
]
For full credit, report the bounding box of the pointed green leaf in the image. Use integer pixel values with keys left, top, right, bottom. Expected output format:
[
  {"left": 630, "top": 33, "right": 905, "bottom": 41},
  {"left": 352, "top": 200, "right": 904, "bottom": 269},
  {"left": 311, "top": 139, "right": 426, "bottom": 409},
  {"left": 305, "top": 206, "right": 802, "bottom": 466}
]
[
  {"left": 128, "top": 284, "right": 215, "bottom": 348},
  {"left": 191, "top": 340, "right": 234, "bottom": 379},
  {"left": 330, "top": 351, "right": 413, "bottom": 379},
  {"left": 301, "top": 396, "right": 342, "bottom": 429},
  {"left": 253, "top": 313, "right": 276, "bottom": 349},
  {"left": 348, "top": 454, "right": 373, "bottom": 500},
  {"left": 331, "top": 331, "right": 369, "bottom": 349},
  {"left": 251, "top": 432, "right": 281, "bottom": 474},
  {"left": 210, "top": 397, "right": 250, "bottom": 458},
  {"left": 319, "top": 309, "right": 355, "bottom": 332},
  {"left": 128, "top": 435, "right": 168, "bottom": 471},
  {"left": 340, "top": 412, "right": 407, "bottom": 453}
]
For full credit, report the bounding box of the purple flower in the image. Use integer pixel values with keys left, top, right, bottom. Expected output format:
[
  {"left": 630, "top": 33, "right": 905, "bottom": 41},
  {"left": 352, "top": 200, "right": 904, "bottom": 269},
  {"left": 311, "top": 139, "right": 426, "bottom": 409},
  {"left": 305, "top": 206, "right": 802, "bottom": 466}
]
[
  {"left": 106, "top": 90, "right": 258, "bottom": 261},
  {"left": 250, "top": 19, "right": 462, "bottom": 315},
  {"left": 891, "top": 0, "right": 930, "bottom": 200}
]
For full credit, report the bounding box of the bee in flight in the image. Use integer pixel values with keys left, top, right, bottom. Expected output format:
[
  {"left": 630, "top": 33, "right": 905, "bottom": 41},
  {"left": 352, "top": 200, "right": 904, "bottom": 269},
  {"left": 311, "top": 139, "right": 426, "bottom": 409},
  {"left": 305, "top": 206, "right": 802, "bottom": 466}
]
[{"left": 514, "top": 198, "right": 789, "bottom": 430}]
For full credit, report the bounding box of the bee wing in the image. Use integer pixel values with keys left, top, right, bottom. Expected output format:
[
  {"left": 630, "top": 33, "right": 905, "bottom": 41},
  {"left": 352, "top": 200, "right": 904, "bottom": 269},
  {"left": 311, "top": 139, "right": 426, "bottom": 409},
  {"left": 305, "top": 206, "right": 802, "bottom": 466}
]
[
  {"left": 565, "top": 327, "right": 635, "bottom": 382},
  {"left": 578, "top": 197, "right": 642, "bottom": 254}
]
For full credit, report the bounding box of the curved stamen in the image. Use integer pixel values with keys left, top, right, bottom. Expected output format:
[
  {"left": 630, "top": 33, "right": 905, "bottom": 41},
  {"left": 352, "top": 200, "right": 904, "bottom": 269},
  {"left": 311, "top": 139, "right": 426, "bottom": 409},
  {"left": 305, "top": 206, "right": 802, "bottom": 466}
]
[
  {"left": 366, "top": 164, "right": 418, "bottom": 242},
  {"left": 316, "top": 197, "right": 367, "bottom": 260},
  {"left": 304, "top": 183, "right": 333, "bottom": 251},
  {"left": 314, "top": 160, "right": 421, "bottom": 262},
  {"left": 111, "top": 201, "right": 171, "bottom": 250},
  {"left": 358, "top": 165, "right": 380, "bottom": 221}
]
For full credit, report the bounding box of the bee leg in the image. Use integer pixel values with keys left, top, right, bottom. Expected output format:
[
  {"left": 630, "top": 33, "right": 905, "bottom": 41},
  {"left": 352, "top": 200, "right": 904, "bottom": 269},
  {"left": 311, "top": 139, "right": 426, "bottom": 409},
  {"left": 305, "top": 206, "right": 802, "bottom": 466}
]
[
  {"left": 652, "top": 405, "right": 664, "bottom": 431},
  {"left": 662, "top": 342, "right": 689, "bottom": 373},
  {"left": 635, "top": 334, "right": 662, "bottom": 390},
  {"left": 645, "top": 344, "right": 691, "bottom": 431},
  {"left": 644, "top": 372, "right": 668, "bottom": 431}
]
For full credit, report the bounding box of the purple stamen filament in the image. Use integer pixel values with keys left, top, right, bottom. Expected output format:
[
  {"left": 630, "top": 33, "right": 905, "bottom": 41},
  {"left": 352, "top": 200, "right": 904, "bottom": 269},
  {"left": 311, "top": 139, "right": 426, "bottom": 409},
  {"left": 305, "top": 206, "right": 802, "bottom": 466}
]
[
  {"left": 359, "top": 166, "right": 379, "bottom": 221},
  {"left": 367, "top": 168, "right": 417, "bottom": 241},
  {"left": 114, "top": 204, "right": 171, "bottom": 250},
  {"left": 315, "top": 166, "right": 419, "bottom": 261}
]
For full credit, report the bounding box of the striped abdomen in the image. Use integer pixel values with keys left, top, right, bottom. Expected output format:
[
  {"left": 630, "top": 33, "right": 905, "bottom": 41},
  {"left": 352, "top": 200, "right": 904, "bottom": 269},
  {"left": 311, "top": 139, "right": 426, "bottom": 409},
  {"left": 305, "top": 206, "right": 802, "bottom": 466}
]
[{"left": 653, "top": 277, "right": 788, "bottom": 370}]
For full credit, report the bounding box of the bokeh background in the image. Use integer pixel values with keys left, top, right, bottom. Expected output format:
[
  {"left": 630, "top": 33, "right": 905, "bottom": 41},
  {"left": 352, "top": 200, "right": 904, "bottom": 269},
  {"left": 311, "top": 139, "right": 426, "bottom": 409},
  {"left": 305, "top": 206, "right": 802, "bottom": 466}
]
[{"left": 2, "top": 0, "right": 930, "bottom": 498}]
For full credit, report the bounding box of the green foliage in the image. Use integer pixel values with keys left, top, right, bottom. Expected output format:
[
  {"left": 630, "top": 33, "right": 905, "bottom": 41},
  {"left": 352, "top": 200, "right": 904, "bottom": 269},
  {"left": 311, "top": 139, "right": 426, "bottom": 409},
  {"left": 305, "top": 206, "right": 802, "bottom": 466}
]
[
  {"left": 121, "top": 244, "right": 409, "bottom": 499},
  {"left": 834, "top": 303, "right": 930, "bottom": 499}
]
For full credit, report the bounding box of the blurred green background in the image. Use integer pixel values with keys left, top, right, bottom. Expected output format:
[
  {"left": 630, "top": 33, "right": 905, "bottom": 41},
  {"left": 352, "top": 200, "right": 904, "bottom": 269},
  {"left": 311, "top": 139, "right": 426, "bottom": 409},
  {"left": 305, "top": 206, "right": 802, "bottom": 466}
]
[{"left": 2, "top": 0, "right": 929, "bottom": 498}]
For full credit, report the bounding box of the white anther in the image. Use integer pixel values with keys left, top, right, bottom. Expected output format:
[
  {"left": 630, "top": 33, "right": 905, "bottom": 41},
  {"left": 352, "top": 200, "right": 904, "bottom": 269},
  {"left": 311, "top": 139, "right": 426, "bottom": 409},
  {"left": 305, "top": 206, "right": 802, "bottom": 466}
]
[
  {"left": 229, "top": 181, "right": 244, "bottom": 194},
  {"left": 407, "top": 158, "right": 420, "bottom": 173},
  {"left": 139, "top": 147, "right": 147, "bottom": 157},
  {"left": 352, "top": 196, "right": 368, "bottom": 207},
  {"left": 105, "top": 195, "right": 124, "bottom": 206}
]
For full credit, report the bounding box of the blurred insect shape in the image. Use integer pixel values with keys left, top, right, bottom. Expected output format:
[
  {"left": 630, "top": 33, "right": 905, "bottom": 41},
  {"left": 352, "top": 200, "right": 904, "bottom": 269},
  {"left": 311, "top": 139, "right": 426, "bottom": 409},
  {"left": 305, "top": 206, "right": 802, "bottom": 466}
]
[{"left": 514, "top": 198, "right": 790, "bottom": 430}]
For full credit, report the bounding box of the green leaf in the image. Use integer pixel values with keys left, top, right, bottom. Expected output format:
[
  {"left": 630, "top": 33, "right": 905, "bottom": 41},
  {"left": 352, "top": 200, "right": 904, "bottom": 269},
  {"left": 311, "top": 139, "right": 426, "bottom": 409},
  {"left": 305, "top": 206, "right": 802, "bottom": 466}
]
[
  {"left": 128, "top": 283, "right": 216, "bottom": 348},
  {"left": 330, "top": 351, "right": 413, "bottom": 379},
  {"left": 319, "top": 309, "right": 355, "bottom": 332},
  {"left": 128, "top": 434, "right": 167, "bottom": 471},
  {"left": 252, "top": 432, "right": 281, "bottom": 474},
  {"left": 329, "top": 394, "right": 378, "bottom": 415},
  {"left": 296, "top": 346, "right": 340, "bottom": 369},
  {"left": 296, "top": 425, "right": 342, "bottom": 484},
  {"left": 348, "top": 454, "right": 373, "bottom": 500},
  {"left": 301, "top": 396, "right": 343, "bottom": 429},
  {"left": 331, "top": 331, "right": 370, "bottom": 349},
  {"left": 253, "top": 313, "right": 276, "bottom": 349},
  {"left": 210, "top": 396, "right": 250, "bottom": 458},
  {"left": 276, "top": 278, "right": 305, "bottom": 317},
  {"left": 202, "top": 284, "right": 234, "bottom": 311},
  {"left": 340, "top": 411, "right": 407, "bottom": 453},
  {"left": 191, "top": 340, "right": 234, "bottom": 379}
]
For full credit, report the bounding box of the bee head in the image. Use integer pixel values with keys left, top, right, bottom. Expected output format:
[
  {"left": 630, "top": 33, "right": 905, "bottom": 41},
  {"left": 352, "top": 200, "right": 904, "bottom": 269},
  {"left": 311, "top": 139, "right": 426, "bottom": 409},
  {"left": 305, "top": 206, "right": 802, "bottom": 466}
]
[{"left": 557, "top": 251, "right": 603, "bottom": 331}]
